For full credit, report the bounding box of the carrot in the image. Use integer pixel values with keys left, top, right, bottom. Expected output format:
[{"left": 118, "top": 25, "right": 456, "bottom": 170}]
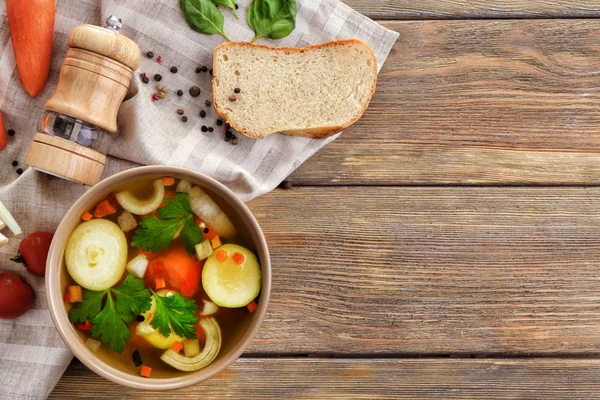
[
  {"left": 163, "top": 177, "right": 175, "bottom": 187},
  {"left": 6, "top": 0, "right": 55, "bottom": 97},
  {"left": 93, "top": 199, "right": 116, "bottom": 218},
  {"left": 215, "top": 250, "right": 228, "bottom": 262},
  {"left": 140, "top": 366, "right": 152, "bottom": 378},
  {"left": 75, "top": 319, "right": 93, "bottom": 331},
  {"left": 81, "top": 211, "right": 93, "bottom": 221},
  {"left": 0, "top": 112, "right": 7, "bottom": 151},
  {"left": 155, "top": 278, "right": 166, "bottom": 289},
  {"left": 210, "top": 235, "right": 222, "bottom": 249},
  {"left": 247, "top": 301, "right": 258, "bottom": 313},
  {"left": 171, "top": 341, "right": 183, "bottom": 353},
  {"left": 232, "top": 252, "right": 245, "bottom": 265}
]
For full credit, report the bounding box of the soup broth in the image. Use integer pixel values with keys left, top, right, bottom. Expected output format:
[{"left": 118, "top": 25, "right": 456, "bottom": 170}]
[{"left": 62, "top": 176, "right": 262, "bottom": 378}]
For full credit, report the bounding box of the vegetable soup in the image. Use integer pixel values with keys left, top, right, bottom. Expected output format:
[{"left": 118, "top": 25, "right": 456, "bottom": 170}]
[{"left": 62, "top": 177, "right": 262, "bottom": 378}]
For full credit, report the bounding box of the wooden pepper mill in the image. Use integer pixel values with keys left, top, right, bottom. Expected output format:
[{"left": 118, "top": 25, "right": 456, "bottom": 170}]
[{"left": 26, "top": 16, "right": 141, "bottom": 186}]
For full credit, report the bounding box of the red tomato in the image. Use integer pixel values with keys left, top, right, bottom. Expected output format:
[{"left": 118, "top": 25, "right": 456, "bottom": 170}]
[
  {"left": 0, "top": 272, "right": 34, "bottom": 319},
  {"left": 11, "top": 231, "right": 54, "bottom": 276},
  {"left": 144, "top": 245, "right": 202, "bottom": 296}
]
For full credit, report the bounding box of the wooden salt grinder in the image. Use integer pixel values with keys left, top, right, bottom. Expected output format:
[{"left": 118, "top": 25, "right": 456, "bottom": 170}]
[{"left": 26, "top": 16, "right": 141, "bottom": 186}]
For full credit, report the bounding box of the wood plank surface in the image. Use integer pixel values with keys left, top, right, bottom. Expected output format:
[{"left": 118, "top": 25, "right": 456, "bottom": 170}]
[
  {"left": 342, "top": 0, "right": 600, "bottom": 20},
  {"left": 52, "top": 358, "right": 600, "bottom": 399},
  {"left": 291, "top": 20, "right": 600, "bottom": 185},
  {"left": 241, "top": 187, "right": 600, "bottom": 355}
]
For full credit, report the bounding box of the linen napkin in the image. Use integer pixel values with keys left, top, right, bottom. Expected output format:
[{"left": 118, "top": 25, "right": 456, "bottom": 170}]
[{"left": 0, "top": 0, "right": 398, "bottom": 398}]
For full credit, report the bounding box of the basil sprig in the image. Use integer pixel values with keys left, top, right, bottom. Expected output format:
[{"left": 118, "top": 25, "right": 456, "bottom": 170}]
[
  {"left": 212, "top": 0, "right": 239, "bottom": 19},
  {"left": 247, "top": 0, "right": 296, "bottom": 43},
  {"left": 180, "top": 0, "right": 232, "bottom": 41}
]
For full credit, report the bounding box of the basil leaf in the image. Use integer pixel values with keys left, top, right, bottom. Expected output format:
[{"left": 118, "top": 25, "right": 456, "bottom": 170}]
[
  {"left": 247, "top": 0, "right": 296, "bottom": 43},
  {"left": 180, "top": 0, "right": 231, "bottom": 41},
  {"left": 212, "top": 0, "right": 239, "bottom": 19}
]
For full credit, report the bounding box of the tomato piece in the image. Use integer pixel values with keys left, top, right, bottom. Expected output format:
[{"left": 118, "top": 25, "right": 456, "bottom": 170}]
[
  {"left": 11, "top": 231, "right": 54, "bottom": 277},
  {"left": 75, "top": 319, "right": 93, "bottom": 331},
  {"left": 0, "top": 272, "right": 34, "bottom": 319},
  {"left": 144, "top": 245, "right": 202, "bottom": 296}
]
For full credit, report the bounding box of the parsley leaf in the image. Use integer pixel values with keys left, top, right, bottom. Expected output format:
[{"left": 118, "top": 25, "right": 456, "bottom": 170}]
[
  {"left": 150, "top": 291, "right": 199, "bottom": 339},
  {"left": 68, "top": 275, "right": 152, "bottom": 353},
  {"left": 131, "top": 193, "right": 201, "bottom": 253}
]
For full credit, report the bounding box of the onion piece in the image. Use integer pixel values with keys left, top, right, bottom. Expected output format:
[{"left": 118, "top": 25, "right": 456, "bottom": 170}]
[
  {"left": 126, "top": 254, "right": 149, "bottom": 278},
  {"left": 200, "top": 299, "right": 219, "bottom": 316},
  {"left": 116, "top": 179, "right": 165, "bottom": 215},
  {"left": 0, "top": 200, "right": 22, "bottom": 236},
  {"left": 176, "top": 179, "right": 192, "bottom": 193},
  {"left": 188, "top": 186, "right": 236, "bottom": 238}
]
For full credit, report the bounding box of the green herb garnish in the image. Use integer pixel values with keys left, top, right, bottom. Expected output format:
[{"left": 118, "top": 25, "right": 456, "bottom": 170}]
[
  {"left": 212, "top": 0, "right": 239, "bottom": 19},
  {"left": 69, "top": 275, "right": 152, "bottom": 353},
  {"left": 247, "top": 0, "right": 296, "bottom": 43},
  {"left": 150, "top": 291, "right": 199, "bottom": 339},
  {"left": 131, "top": 193, "right": 202, "bottom": 254},
  {"left": 180, "top": 0, "right": 232, "bottom": 41}
]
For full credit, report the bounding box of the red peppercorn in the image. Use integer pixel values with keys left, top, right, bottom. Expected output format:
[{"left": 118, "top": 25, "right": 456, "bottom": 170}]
[
  {"left": 151, "top": 93, "right": 159, "bottom": 102},
  {"left": 140, "top": 72, "right": 147, "bottom": 79},
  {"left": 156, "top": 55, "right": 162, "bottom": 64}
]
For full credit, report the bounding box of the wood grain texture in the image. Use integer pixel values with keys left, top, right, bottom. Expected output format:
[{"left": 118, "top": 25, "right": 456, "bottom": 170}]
[
  {"left": 52, "top": 358, "right": 600, "bottom": 399},
  {"left": 242, "top": 187, "right": 600, "bottom": 355},
  {"left": 342, "top": 0, "right": 600, "bottom": 20},
  {"left": 291, "top": 20, "right": 600, "bottom": 185}
]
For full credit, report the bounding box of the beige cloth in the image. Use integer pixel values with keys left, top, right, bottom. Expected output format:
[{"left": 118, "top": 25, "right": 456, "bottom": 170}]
[{"left": 0, "top": 0, "right": 398, "bottom": 398}]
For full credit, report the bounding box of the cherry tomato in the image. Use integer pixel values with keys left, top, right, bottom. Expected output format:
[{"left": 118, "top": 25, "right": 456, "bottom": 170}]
[
  {"left": 0, "top": 272, "right": 34, "bottom": 319},
  {"left": 11, "top": 231, "right": 54, "bottom": 276}
]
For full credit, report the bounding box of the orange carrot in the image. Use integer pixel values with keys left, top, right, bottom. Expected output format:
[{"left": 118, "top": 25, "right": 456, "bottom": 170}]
[
  {"left": 140, "top": 366, "right": 152, "bottom": 378},
  {"left": 247, "top": 301, "right": 258, "bottom": 313},
  {"left": 155, "top": 278, "right": 166, "bottom": 289},
  {"left": 215, "top": 250, "right": 228, "bottom": 262},
  {"left": 81, "top": 211, "right": 93, "bottom": 221},
  {"left": 93, "top": 199, "right": 116, "bottom": 218},
  {"left": 163, "top": 177, "right": 175, "bottom": 186},
  {"left": 171, "top": 341, "right": 183, "bottom": 353},
  {"left": 210, "top": 236, "right": 222, "bottom": 249},
  {"left": 232, "top": 252, "right": 245, "bottom": 265},
  {"left": 6, "top": 0, "right": 55, "bottom": 97},
  {"left": 0, "top": 112, "right": 7, "bottom": 151}
]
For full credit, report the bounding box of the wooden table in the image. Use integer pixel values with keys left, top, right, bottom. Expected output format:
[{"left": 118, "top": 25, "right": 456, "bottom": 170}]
[{"left": 51, "top": 1, "right": 600, "bottom": 398}]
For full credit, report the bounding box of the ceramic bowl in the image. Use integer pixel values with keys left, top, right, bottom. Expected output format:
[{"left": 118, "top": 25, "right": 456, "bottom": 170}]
[{"left": 46, "top": 166, "right": 270, "bottom": 390}]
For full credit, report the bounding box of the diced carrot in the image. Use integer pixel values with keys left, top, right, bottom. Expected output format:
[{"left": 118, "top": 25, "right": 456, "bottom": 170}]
[
  {"left": 216, "top": 250, "right": 228, "bottom": 262},
  {"left": 232, "top": 252, "right": 245, "bottom": 265},
  {"left": 93, "top": 199, "right": 117, "bottom": 218},
  {"left": 140, "top": 365, "right": 152, "bottom": 378},
  {"left": 155, "top": 278, "right": 166, "bottom": 289},
  {"left": 171, "top": 341, "right": 183, "bottom": 353},
  {"left": 64, "top": 285, "right": 82, "bottom": 303},
  {"left": 163, "top": 177, "right": 175, "bottom": 186},
  {"left": 75, "top": 319, "right": 93, "bottom": 331},
  {"left": 247, "top": 301, "right": 258, "bottom": 313},
  {"left": 81, "top": 211, "right": 93, "bottom": 221},
  {"left": 196, "top": 217, "right": 219, "bottom": 240},
  {"left": 210, "top": 236, "right": 222, "bottom": 249}
]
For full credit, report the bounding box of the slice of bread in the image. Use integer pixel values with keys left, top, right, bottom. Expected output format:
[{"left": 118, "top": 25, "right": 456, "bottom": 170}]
[{"left": 212, "top": 39, "right": 377, "bottom": 139}]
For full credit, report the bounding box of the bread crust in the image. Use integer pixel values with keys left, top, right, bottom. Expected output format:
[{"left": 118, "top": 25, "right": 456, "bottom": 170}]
[{"left": 212, "top": 39, "right": 378, "bottom": 140}]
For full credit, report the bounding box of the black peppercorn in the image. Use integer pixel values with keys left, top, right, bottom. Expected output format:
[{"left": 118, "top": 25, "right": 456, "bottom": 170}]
[
  {"left": 216, "top": 119, "right": 223, "bottom": 126},
  {"left": 201, "top": 126, "right": 208, "bottom": 132},
  {"left": 7, "top": 129, "right": 15, "bottom": 136},
  {"left": 205, "top": 100, "right": 211, "bottom": 107},
  {"left": 201, "top": 66, "right": 208, "bottom": 72},
  {"left": 234, "top": 87, "right": 241, "bottom": 93},
  {"left": 189, "top": 86, "right": 201, "bottom": 97},
  {"left": 146, "top": 51, "right": 154, "bottom": 58},
  {"left": 196, "top": 66, "right": 201, "bottom": 73},
  {"left": 199, "top": 110, "right": 206, "bottom": 118},
  {"left": 154, "top": 74, "right": 162, "bottom": 81},
  {"left": 203, "top": 228, "right": 209, "bottom": 234},
  {"left": 177, "top": 89, "right": 183, "bottom": 96},
  {"left": 225, "top": 130, "right": 233, "bottom": 138},
  {"left": 170, "top": 66, "right": 178, "bottom": 73},
  {"left": 136, "top": 315, "right": 145, "bottom": 322},
  {"left": 224, "top": 136, "right": 231, "bottom": 142},
  {"left": 208, "top": 127, "right": 214, "bottom": 132},
  {"left": 182, "top": 116, "right": 188, "bottom": 122},
  {"left": 11, "top": 161, "right": 18, "bottom": 167},
  {"left": 280, "top": 180, "right": 293, "bottom": 190},
  {"left": 209, "top": 68, "right": 213, "bottom": 75},
  {"left": 142, "top": 76, "right": 150, "bottom": 84},
  {"left": 16, "top": 168, "right": 23, "bottom": 175},
  {"left": 235, "top": 3, "right": 239, "bottom": 8}
]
